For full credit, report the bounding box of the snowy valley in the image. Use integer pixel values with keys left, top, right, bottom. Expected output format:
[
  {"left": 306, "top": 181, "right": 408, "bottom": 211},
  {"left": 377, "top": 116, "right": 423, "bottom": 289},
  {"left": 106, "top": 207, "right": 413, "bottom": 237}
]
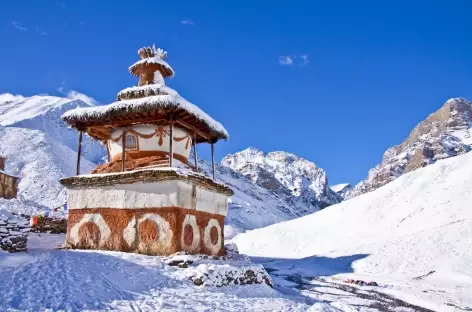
[{"left": 0, "top": 93, "right": 471, "bottom": 311}]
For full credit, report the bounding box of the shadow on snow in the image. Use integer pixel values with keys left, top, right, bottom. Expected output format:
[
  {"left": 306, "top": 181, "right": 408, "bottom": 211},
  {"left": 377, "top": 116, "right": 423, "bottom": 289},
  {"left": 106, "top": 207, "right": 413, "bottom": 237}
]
[{"left": 250, "top": 253, "right": 370, "bottom": 278}]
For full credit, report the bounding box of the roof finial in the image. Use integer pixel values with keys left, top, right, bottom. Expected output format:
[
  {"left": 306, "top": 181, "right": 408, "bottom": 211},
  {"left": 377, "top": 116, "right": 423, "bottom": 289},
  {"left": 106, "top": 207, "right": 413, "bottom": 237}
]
[{"left": 138, "top": 44, "right": 168, "bottom": 60}]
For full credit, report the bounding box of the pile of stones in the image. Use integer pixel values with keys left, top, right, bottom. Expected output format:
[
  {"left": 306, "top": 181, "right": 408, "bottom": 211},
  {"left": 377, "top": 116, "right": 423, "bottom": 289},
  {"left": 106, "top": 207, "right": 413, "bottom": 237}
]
[
  {"left": 0, "top": 211, "right": 30, "bottom": 252},
  {"left": 164, "top": 243, "right": 274, "bottom": 288}
]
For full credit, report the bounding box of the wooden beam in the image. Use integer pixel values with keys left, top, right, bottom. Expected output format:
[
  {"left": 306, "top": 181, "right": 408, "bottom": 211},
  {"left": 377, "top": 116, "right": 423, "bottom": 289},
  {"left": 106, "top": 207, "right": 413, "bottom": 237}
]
[
  {"left": 193, "top": 132, "right": 198, "bottom": 171},
  {"left": 122, "top": 129, "right": 126, "bottom": 172},
  {"left": 175, "top": 118, "right": 211, "bottom": 142},
  {"left": 211, "top": 142, "right": 215, "bottom": 180},
  {"left": 76, "top": 131, "right": 83, "bottom": 175},
  {"left": 169, "top": 117, "right": 174, "bottom": 167}
]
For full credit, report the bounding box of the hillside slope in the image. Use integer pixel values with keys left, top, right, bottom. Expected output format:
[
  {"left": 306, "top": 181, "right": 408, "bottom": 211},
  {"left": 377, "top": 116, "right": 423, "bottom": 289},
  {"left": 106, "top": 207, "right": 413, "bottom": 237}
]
[
  {"left": 234, "top": 151, "right": 472, "bottom": 309},
  {"left": 0, "top": 125, "right": 95, "bottom": 212},
  {"left": 0, "top": 93, "right": 105, "bottom": 163}
]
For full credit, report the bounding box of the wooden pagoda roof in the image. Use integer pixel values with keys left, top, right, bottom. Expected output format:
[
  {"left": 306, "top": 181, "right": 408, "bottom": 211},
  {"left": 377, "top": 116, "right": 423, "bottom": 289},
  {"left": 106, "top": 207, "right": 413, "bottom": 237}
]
[{"left": 61, "top": 94, "right": 229, "bottom": 144}]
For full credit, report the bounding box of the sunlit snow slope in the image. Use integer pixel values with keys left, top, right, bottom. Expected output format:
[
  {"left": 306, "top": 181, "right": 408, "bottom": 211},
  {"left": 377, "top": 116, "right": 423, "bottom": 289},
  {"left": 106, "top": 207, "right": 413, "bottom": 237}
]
[
  {"left": 234, "top": 151, "right": 472, "bottom": 280},
  {"left": 0, "top": 125, "right": 95, "bottom": 211},
  {"left": 0, "top": 94, "right": 102, "bottom": 213},
  {"left": 0, "top": 93, "right": 104, "bottom": 163}
]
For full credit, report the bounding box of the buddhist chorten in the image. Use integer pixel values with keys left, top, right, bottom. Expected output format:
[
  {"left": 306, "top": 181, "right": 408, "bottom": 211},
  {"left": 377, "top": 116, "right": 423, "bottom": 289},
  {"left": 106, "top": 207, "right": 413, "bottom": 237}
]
[{"left": 60, "top": 45, "right": 233, "bottom": 256}]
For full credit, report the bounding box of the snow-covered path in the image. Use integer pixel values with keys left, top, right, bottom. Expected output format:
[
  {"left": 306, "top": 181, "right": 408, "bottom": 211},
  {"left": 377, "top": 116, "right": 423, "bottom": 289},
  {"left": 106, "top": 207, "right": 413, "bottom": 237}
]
[{"left": 255, "top": 257, "right": 461, "bottom": 312}]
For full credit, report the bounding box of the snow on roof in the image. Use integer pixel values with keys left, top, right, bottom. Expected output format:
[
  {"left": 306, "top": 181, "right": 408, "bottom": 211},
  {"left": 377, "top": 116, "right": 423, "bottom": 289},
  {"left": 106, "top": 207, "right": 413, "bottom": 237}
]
[
  {"left": 0, "top": 169, "right": 20, "bottom": 179},
  {"left": 78, "top": 166, "right": 201, "bottom": 179},
  {"left": 62, "top": 94, "right": 229, "bottom": 140},
  {"left": 61, "top": 166, "right": 234, "bottom": 195},
  {"left": 129, "top": 56, "right": 175, "bottom": 77},
  {"left": 117, "top": 84, "right": 179, "bottom": 99}
]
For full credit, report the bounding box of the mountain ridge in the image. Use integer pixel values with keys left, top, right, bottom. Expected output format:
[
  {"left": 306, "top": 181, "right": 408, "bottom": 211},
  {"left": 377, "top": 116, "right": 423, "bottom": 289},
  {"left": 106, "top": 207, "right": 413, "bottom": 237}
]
[
  {"left": 221, "top": 147, "right": 341, "bottom": 211},
  {"left": 346, "top": 97, "right": 472, "bottom": 199}
]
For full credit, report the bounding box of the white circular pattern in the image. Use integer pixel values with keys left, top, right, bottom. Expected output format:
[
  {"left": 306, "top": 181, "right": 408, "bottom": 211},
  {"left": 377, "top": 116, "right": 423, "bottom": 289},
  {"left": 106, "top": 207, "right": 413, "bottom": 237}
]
[
  {"left": 123, "top": 216, "right": 136, "bottom": 247},
  {"left": 181, "top": 214, "right": 200, "bottom": 251},
  {"left": 203, "top": 219, "right": 222, "bottom": 255},
  {"left": 138, "top": 213, "right": 173, "bottom": 249},
  {"left": 69, "top": 213, "right": 111, "bottom": 247}
]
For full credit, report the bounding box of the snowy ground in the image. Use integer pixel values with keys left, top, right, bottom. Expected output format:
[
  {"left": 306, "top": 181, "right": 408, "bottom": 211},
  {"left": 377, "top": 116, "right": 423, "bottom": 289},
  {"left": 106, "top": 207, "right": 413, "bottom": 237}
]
[
  {"left": 234, "top": 151, "right": 472, "bottom": 311},
  {"left": 0, "top": 234, "right": 355, "bottom": 312},
  {"left": 1, "top": 234, "right": 463, "bottom": 312}
]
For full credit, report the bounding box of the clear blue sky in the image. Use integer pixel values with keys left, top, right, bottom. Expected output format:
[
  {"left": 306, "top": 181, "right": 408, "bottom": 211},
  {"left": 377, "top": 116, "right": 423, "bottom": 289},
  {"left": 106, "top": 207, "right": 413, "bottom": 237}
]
[{"left": 1, "top": 0, "right": 471, "bottom": 185}]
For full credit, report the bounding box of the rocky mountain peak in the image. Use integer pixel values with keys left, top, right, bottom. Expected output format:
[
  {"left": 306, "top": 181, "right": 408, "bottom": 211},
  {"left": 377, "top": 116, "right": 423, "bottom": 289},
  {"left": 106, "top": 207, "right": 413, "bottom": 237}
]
[
  {"left": 221, "top": 148, "right": 340, "bottom": 210},
  {"left": 346, "top": 97, "right": 472, "bottom": 199}
]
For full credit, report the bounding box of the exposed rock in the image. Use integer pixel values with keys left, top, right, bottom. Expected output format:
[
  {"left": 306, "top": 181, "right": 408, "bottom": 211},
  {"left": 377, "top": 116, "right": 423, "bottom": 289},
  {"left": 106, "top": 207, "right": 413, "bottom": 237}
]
[
  {"left": 164, "top": 251, "right": 273, "bottom": 288},
  {"left": 166, "top": 259, "right": 194, "bottom": 267},
  {"left": 347, "top": 98, "right": 472, "bottom": 199},
  {"left": 188, "top": 265, "right": 273, "bottom": 287},
  {"left": 193, "top": 278, "right": 203, "bottom": 286}
]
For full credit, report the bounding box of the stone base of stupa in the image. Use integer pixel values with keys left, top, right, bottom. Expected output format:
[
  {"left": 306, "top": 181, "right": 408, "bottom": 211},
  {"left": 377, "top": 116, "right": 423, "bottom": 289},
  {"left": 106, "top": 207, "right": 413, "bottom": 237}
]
[{"left": 60, "top": 169, "right": 233, "bottom": 256}]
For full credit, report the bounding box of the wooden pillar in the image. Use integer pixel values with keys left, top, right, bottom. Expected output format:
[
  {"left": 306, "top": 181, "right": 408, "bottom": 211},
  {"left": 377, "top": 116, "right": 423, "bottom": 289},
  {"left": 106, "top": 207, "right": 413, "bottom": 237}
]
[
  {"left": 76, "top": 131, "right": 83, "bottom": 175},
  {"left": 121, "top": 129, "right": 126, "bottom": 172},
  {"left": 193, "top": 132, "right": 198, "bottom": 171},
  {"left": 105, "top": 141, "right": 111, "bottom": 163},
  {"left": 211, "top": 142, "right": 215, "bottom": 180},
  {"left": 169, "top": 118, "right": 174, "bottom": 167}
]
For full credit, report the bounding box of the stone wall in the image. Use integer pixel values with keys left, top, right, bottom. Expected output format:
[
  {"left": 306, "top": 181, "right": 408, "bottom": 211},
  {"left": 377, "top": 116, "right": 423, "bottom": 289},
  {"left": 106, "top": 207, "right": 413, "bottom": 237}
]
[{"left": 0, "top": 212, "right": 29, "bottom": 252}]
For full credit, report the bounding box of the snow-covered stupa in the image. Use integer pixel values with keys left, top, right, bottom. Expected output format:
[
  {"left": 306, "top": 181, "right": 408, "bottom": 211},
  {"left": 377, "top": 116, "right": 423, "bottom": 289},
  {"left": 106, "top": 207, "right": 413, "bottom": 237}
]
[{"left": 60, "top": 45, "right": 233, "bottom": 256}]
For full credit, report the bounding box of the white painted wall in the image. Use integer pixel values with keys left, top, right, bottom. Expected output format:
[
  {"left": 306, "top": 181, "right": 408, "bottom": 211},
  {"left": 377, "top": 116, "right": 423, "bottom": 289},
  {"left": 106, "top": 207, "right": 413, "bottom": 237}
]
[
  {"left": 108, "top": 124, "right": 192, "bottom": 161},
  {"left": 68, "top": 180, "right": 229, "bottom": 216},
  {"left": 153, "top": 71, "right": 165, "bottom": 85}
]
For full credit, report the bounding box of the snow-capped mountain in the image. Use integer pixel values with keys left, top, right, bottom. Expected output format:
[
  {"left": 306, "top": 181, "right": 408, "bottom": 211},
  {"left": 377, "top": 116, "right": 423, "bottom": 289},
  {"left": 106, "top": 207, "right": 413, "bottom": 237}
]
[
  {"left": 0, "top": 125, "right": 96, "bottom": 211},
  {"left": 346, "top": 97, "right": 472, "bottom": 199},
  {"left": 222, "top": 147, "right": 340, "bottom": 210},
  {"left": 0, "top": 94, "right": 104, "bottom": 163},
  {"left": 193, "top": 158, "right": 326, "bottom": 238},
  {"left": 0, "top": 94, "right": 102, "bottom": 213},
  {"left": 330, "top": 183, "right": 352, "bottom": 199}
]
